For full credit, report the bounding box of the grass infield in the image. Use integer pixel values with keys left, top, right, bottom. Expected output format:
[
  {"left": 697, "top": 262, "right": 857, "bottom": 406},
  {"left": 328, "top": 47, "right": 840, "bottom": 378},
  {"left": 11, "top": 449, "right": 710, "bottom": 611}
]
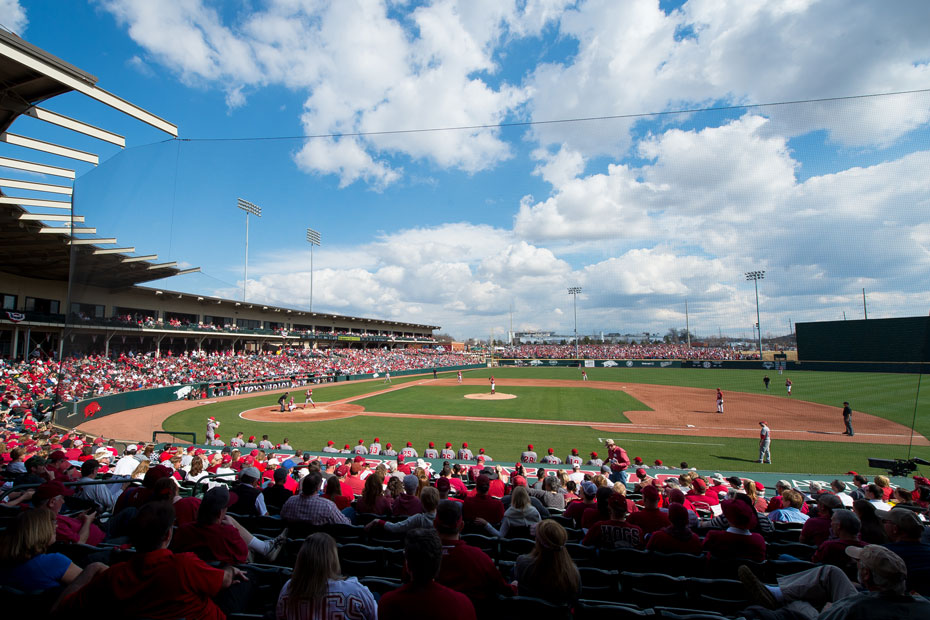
[{"left": 162, "top": 367, "right": 930, "bottom": 475}]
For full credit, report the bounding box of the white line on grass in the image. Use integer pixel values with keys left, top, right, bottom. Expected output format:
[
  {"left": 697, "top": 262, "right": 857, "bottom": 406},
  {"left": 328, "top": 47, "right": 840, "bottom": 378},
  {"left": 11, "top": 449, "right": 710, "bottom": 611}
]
[{"left": 598, "top": 436, "right": 724, "bottom": 446}]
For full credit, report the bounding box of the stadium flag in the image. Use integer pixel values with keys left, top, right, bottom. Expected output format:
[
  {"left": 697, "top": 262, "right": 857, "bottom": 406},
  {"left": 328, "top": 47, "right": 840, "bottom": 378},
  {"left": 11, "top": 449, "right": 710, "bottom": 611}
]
[{"left": 5, "top": 311, "right": 24, "bottom": 323}]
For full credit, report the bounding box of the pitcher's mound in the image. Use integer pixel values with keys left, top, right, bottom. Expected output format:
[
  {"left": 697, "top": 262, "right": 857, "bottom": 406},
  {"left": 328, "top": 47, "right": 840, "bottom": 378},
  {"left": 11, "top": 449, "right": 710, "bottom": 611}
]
[{"left": 465, "top": 392, "right": 517, "bottom": 400}]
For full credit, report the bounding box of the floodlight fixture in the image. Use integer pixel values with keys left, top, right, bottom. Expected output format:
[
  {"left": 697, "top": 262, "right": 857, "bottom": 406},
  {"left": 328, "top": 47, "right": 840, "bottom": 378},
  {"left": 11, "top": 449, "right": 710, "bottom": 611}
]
[
  {"left": 307, "top": 228, "right": 321, "bottom": 311},
  {"left": 745, "top": 271, "right": 765, "bottom": 356},
  {"left": 237, "top": 198, "right": 263, "bottom": 300},
  {"left": 568, "top": 287, "right": 582, "bottom": 359}
]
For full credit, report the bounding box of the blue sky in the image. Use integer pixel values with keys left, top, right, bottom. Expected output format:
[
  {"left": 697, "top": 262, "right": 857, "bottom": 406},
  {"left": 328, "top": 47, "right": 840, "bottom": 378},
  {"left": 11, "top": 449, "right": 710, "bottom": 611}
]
[{"left": 3, "top": 0, "right": 930, "bottom": 340}]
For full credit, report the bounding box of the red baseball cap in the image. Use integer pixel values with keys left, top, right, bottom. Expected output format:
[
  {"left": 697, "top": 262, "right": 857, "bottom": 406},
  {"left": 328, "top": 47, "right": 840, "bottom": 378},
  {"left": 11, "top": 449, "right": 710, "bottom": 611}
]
[
  {"left": 250, "top": 449, "right": 259, "bottom": 457},
  {"left": 462, "top": 442, "right": 468, "bottom": 448},
  {"left": 633, "top": 456, "right": 643, "bottom": 464},
  {"left": 590, "top": 451, "right": 598, "bottom": 457},
  {"left": 374, "top": 438, "right": 380, "bottom": 442},
  {"left": 429, "top": 442, "right": 435, "bottom": 448},
  {"left": 249, "top": 436, "right": 255, "bottom": 441},
  {"left": 693, "top": 478, "right": 707, "bottom": 490},
  {"left": 654, "top": 459, "right": 663, "bottom": 465},
  {"left": 636, "top": 468, "right": 647, "bottom": 477},
  {"left": 48, "top": 450, "right": 68, "bottom": 461},
  {"left": 445, "top": 442, "right": 452, "bottom": 448},
  {"left": 358, "top": 439, "right": 365, "bottom": 444},
  {"left": 344, "top": 444, "right": 350, "bottom": 449},
  {"left": 34, "top": 480, "right": 74, "bottom": 502},
  {"left": 406, "top": 441, "right": 412, "bottom": 447},
  {"left": 571, "top": 449, "right": 578, "bottom": 455},
  {"left": 336, "top": 465, "right": 349, "bottom": 477},
  {"left": 527, "top": 444, "right": 533, "bottom": 450},
  {"left": 548, "top": 448, "right": 554, "bottom": 454},
  {"left": 386, "top": 443, "right": 392, "bottom": 448},
  {"left": 354, "top": 456, "right": 366, "bottom": 463}
]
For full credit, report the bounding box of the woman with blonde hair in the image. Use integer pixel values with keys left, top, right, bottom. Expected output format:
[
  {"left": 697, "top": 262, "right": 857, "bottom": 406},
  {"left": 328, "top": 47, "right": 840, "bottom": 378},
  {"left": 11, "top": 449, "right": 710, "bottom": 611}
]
[
  {"left": 874, "top": 475, "right": 893, "bottom": 501},
  {"left": 0, "top": 509, "right": 107, "bottom": 596},
  {"left": 478, "top": 486, "right": 540, "bottom": 538},
  {"left": 744, "top": 479, "right": 767, "bottom": 513},
  {"left": 131, "top": 459, "right": 150, "bottom": 479},
  {"left": 512, "top": 519, "right": 580, "bottom": 605},
  {"left": 276, "top": 532, "right": 376, "bottom": 619}
]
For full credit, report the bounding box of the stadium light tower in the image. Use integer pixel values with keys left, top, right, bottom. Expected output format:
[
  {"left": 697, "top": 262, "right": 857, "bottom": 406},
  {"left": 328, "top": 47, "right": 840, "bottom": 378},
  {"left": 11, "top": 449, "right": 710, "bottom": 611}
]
[
  {"left": 568, "top": 286, "right": 582, "bottom": 359},
  {"left": 237, "top": 198, "right": 262, "bottom": 301},
  {"left": 745, "top": 270, "right": 765, "bottom": 356},
  {"left": 306, "top": 228, "right": 321, "bottom": 312}
]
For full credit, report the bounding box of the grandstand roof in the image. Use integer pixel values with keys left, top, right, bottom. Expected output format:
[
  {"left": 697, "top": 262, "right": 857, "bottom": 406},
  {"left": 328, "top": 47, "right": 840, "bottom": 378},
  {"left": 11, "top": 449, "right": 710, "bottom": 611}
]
[{"left": 0, "top": 29, "right": 191, "bottom": 288}]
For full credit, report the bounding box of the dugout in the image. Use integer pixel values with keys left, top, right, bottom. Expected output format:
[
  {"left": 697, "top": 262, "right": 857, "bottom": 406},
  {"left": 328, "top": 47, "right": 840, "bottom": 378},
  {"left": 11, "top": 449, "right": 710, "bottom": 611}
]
[{"left": 796, "top": 316, "right": 930, "bottom": 367}]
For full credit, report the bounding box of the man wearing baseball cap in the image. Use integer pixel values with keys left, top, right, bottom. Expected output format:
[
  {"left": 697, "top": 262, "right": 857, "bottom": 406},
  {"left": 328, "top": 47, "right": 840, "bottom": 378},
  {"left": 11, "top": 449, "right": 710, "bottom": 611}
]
[
  {"left": 424, "top": 442, "right": 439, "bottom": 459},
  {"left": 368, "top": 437, "right": 382, "bottom": 455},
  {"left": 440, "top": 442, "right": 455, "bottom": 460},
  {"left": 228, "top": 466, "right": 269, "bottom": 517},
  {"left": 587, "top": 451, "right": 603, "bottom": 467},
  {"left": 541, "top": 448, "right": 561, "bottom": 464},
  {"left": 881, "top": 508, "right": 930, "bottom": 594},
  {"left": 457, "top": 442, "right": 473, "bottom": 460},
  {"left": 740, "top": 544, "right": 930, "bottom": 618},
  {"left": 566, "top": 448, "right": 582, "bottom": 467},
  {"left": 32, "top": 480, "right": 106, "bottom": 546},
  {"left": 322, "top": 440, "right": 338, "bottom": 453},
  {"left": 521, "top": 444, "right": 537, "bottom": 464}
]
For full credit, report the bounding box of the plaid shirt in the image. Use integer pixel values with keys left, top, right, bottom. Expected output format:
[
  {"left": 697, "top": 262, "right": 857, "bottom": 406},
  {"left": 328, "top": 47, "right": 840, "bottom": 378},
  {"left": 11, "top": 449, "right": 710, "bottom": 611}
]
[{"left": 280, "top": 493, "right": 350, "bottom": 525}]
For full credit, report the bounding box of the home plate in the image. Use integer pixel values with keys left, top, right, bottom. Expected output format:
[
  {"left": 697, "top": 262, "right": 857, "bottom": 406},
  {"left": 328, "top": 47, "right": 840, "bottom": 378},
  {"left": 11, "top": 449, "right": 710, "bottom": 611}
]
[{"left": 464, "top": 393, "right": 517, "bottom": 400}]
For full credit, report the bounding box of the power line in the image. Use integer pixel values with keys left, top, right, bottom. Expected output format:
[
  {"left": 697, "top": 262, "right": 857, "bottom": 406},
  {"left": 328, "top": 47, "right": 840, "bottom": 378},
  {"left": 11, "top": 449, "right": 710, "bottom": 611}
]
[{"left": 173, "top": 87, "right": 930, "bottom": 143}]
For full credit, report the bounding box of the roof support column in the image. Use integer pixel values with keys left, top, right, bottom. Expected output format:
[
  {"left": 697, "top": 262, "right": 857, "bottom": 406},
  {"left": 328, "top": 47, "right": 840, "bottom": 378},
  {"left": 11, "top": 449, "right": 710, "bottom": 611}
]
[
  {"left": 11, "top": 326, "right": 19, "bottom": 361},
  {"left": 104, "top": 331, "right": 115, "bottom": 357},
  {"left": 155, "top": 333, "right": 167, "bottom": 358},
  {"left": 197, "top": 335, "right": 206, "bottom": 354}
]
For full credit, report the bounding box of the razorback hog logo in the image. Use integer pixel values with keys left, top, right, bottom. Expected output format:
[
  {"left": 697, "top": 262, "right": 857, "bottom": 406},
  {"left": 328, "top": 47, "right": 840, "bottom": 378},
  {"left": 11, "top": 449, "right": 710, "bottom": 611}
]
[
  {"left": 84, "top": 402, "right": 102, "bottom": 419},
  {"left": 173, "top": 385, "right": 194, "bottom": 400}
]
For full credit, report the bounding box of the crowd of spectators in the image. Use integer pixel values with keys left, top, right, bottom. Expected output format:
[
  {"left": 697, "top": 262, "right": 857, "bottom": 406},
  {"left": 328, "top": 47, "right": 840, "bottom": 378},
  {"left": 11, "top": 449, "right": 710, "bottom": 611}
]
[
  {"left": 0, "top": 348, "right": 481, "bottom": 405},
  {"left": 500, "top": 343, "right": 762, "bottom": 360},
  {"left": 2, "top": 406, "right": 929, "bottom": 618}
]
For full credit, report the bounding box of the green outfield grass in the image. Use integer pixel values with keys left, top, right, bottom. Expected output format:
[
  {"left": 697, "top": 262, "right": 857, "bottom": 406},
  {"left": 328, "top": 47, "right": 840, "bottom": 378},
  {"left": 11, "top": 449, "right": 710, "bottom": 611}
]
[
  {"left": 351, "top": 385, "right": 641, "bottom": 422},
  {"left": 161, "top": 367, "right": 930, "bottom": 475}
]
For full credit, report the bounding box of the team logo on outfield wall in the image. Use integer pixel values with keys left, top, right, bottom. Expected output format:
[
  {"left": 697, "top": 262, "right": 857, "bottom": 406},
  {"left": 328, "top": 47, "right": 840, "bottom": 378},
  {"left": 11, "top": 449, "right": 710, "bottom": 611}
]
[
  {"left": 626, "top": 361, "right": 634, "bottom": 367},
  {"left": 602, "top": 360, "right": 618, "bottom": 367},
  {"left": 660, "top": 361, "right": 673, "bottom": 367},
  {"left": 83, "top": 402, "right": 102, "bottom": 419},
  {"left": 173, "top": 385, "right": 194, "bottom": 400},
  {"left": 548, "top": 360, "right": 558, "bottom": 365},
  {"left": 763, "top": 362, "right": 774, "bottom": 369},
  {"left": 529, "top": 360, "right": 543, "bottom": 366}
]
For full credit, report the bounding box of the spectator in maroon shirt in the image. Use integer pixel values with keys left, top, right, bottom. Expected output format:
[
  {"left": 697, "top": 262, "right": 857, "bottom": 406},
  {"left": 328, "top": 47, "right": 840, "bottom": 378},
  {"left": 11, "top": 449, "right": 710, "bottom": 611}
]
[
  {"left": 393, "top": 475, "right": 425, "bottom": 517},
  {"left": 582, "top": 492, "right": 644, "bottom": 549},
  {"left": 800, "top": 493, "right": 843, "bottom": 547},
  {"left": 628, "top": 484, "right": 671, "bottom": 535},
  {"left": 564, "top": 481, "right": 597, "bottom": 528},
  {"left": 435, "top": 499, "right": 514, "bottom": 614},
  {"left": 812, "top": 509, "right": 865, "bottom": 579},
  {"left": 322, "top": 476, "right": 351, "bottom": 511},
  {"left": 356, "top": 472, "right": 393, "bottom": 516},
  {"left": 646, "top": 502, "right": 703, "bottom": 555},
  {"left": 462, "top": 474, "right": 505, "bottom": 526},
  {"left": 702, "top": 498, "right": 766, "bottom": 563},
  {"left": 378, "top": 527, "right": 475, "bottom": 620},
  {"left": 686, "top": 478, "right": 720, "bottom": 507}
]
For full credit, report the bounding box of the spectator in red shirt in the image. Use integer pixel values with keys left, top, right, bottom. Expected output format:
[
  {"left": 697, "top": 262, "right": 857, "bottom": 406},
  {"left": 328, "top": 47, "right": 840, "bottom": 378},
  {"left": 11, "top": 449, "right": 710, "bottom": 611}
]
[
  {"left": 393, "top": 475, "right": 425, "bottom": 517},
  {"left": 56, "top": 501, "right": 247, "bottom": 620},
  {"left": 686, "top": 478, "right": 720, "bottom": 507},
  {"left": 582, "top": 492, "right": 644, "bottom": 549},
  {"left": 33, "top": 481, "right": 106, "bottom": 547},
  {"left": 702, "top": 498, "right": 767, "bottom": 563},
  {"left": 811, "top": 508, "right": 865, "bottom": 578},
  {"left": 435, "top": 500, "right": 514, "bottom": 614},
  {"left": 322, "top": 475, "right": 352, "bottom": 511},
  {"left": 800, "top": 493, "right": 843, "bottom": 547},
  {"left": 462, "top": 474, "right": 505, "bottom": 526},
  {"left": 378, "top": 527, "right": 475, "bottom": 620},
  {"left": 628, "top": 484, "right": 671, "bottom": 535},
  {"left": 564, "top": 481, "right": 597, "bottom": 528},
  {"left": 646, "top": 503, "right": 702, "bottom": 554}
]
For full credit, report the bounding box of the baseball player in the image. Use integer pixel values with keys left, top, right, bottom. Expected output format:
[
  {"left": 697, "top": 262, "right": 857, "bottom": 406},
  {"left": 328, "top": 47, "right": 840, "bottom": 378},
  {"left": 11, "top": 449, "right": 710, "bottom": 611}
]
[
  {"left": 716, "top": 388, "right": 724, "bottom": 414},
  {"left": 477, "top": 448, "right": 492, "bottom": 461},
  {"left": 489, "top": 375, "right": 495, "bottom": 394},
  {"left": 587, "top": 451, "right": 603, "bottom": 467},
  {"left": 758, "top": 421, "right": 772, "bottom": 464},
  {"left": 582, "top": 370, "right": 588, "bottom": 381},
  {"left": 763, "top": 375, "right": 770, "bottom": 390},
  {"left": 521, "top": 444, "right": 538, "bottom": 463},
  {"left": 440, "top": 442, "right": 456, "bottom": 460},
  {"left": 230, "top": 432, "right": 245, "bottom": 448},
  {"left": 205, "top": 417, "right": 220, "bottom": 443},
  {"left": 369, "top": 437, "right": 382, "bottom": 455},
  {"left": 458, "top": 442, "right": 473, "bottom": 460},
  {"left": 384, "top": 372, "right": 391, "bottom": 384},
  {"left": 842, "top": 401, "right": 854, "bottom": 436},
  {"left": 340, "top": 443, "right": 352, "bottom": 454},
  {"left": 322, "top": 440, "right": 339, "bottom": 453},
  {"left": 304, "top": 388, "right": 316, "bottom": 409},
  {"left": 457, "top": 371, "right": 462, "bottom": 384},
  {"left": 566, "top": 448, "right": 582, "bottom": 467},
  {"left": 400, "top": 442, "right": 418, "bottom": 459},
  {"left": 353, "top": 439, "right": 369, "bottom": 455},
  {"left": 424, "top": 442, "right": 439, "bottom": 459},
  {"left": 785, "top": 378, "right": 792, "bottom": 396},
  {"left": 541, "top": 448, "right": 561, "bottom": 464},
  {"left": 382, "top": 442, "right": 397, "bottom": 456}
]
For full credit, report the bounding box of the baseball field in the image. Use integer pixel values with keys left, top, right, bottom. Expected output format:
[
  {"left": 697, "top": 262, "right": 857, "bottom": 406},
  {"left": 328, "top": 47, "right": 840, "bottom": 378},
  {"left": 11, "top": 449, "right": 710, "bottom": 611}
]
[{"left": 120, "top": 366, "right": 930, "bottom": 476}]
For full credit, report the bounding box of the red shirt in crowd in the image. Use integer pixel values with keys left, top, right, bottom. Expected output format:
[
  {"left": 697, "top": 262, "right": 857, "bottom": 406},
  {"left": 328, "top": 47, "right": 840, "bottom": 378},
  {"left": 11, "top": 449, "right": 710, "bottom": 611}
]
[
  {"left": 627, "top": 508, "right": 672, "bottom": 535},
  {"left": 171, "top": 522, "right": 249, "bottom": 565},
  {"left": 57, "top": 549, "right": 227, "bottom": 620},
  {"left": 437, "top": 539, "right": 515, "bottom": 611},
  {"left": 462, "top": 494, "right": 505, "bottom": 524},
  {"left": 56, "top": 514, "right": 106, "bottom": 547},
  {"left": 702, "top": 530, "right": 766, "bottom": 563},
  {"left": 582, "top": 519, "right": 644, "bottom": 549},
  {"left": 645, "top": 529, "right": 703, "bottom": 555},
  {"left": 800, "top": 516, "right": 832, "bottom": 547},
  {"left": 378, "top": 581, "right": 476, "bottom": 620}
]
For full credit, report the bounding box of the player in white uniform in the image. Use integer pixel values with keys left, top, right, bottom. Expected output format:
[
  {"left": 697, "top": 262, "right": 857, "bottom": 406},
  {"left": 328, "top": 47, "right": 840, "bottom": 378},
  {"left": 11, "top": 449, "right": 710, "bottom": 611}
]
[
  {"left": 489, "top": 376, "right": 495, "bottom": 394},
  {"left": 541, "top": 448, "right": 561, "bottom": 464},
  {"left": 400, "top": 442, "right": 418, "bottom": 459},
  {"left": 566, "top": 449, "right": 582, "bottom": 467},
  {"left": 716, "top": 388, "right": 724, "bottom": 414},
  {"left": 382, "top": 443, "right": 397, "bottom": 456},
  {"left": 457, "top": 442, "right": 473, "bottom": 460},
  {"left": 206, "top": 417, "right": 220, "bottom": 443},
  {"left": 758, "top": 421, "right": 772, "bottom": 464},
  {"left": 353, "top": 439, "right": 369, "bottom": 455},
  {"left": 521, "top": 444, "right": 538, "bottom": 463},
  {"left": 304, "top": 388, "right": 316, "bottom": 408},
  {"left": 457, "top": 371, "right": 463, "bottom": 383},
  {"left": 440, "top": 442, "right": 456, "bottom": 460},
  {"left": 368, "top": 438, "right": 382, "bottom": 455},
  {"left": 424, "top": 442, "right": 439, "bottom": 459}
]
